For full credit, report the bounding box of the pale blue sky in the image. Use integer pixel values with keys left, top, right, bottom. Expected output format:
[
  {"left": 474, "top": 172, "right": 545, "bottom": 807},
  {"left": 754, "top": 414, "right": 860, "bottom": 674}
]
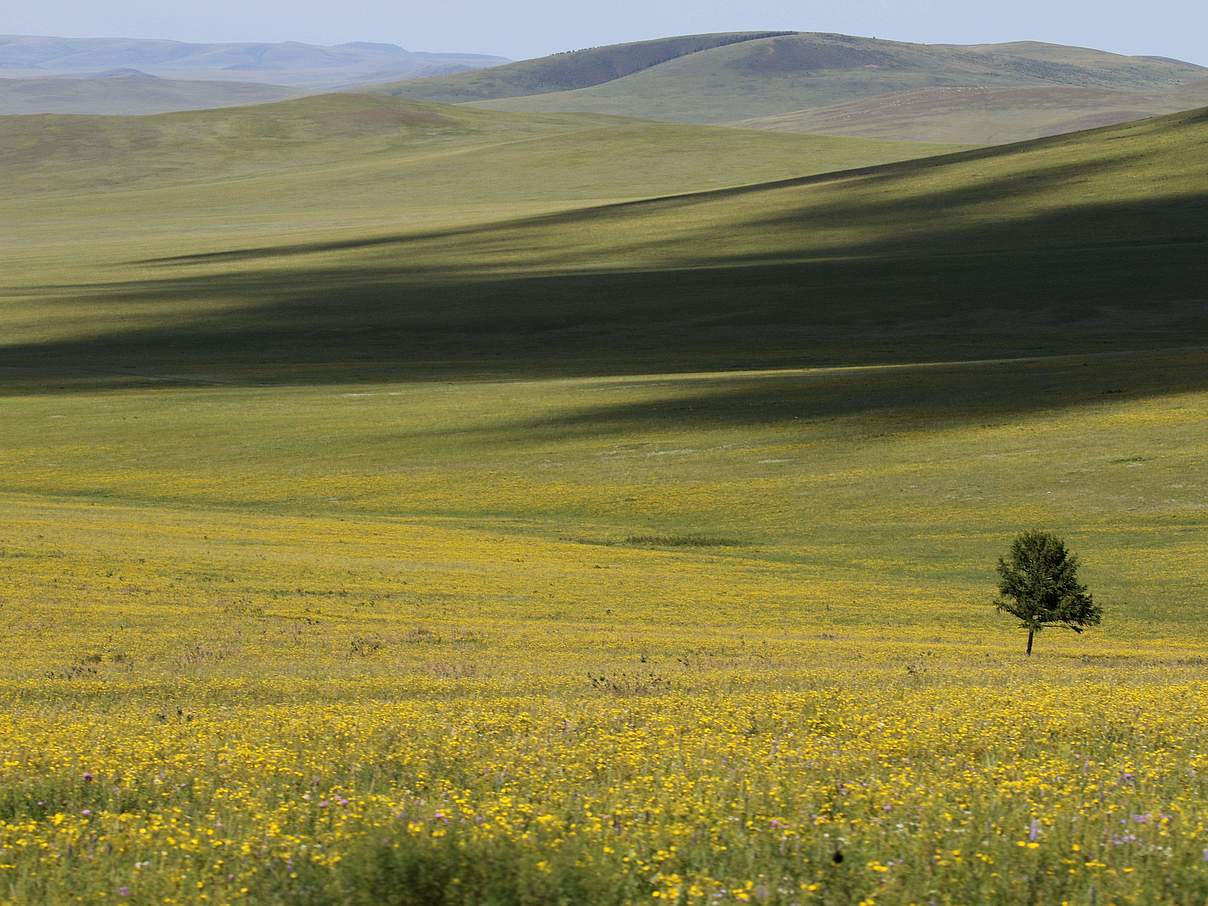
[{"left": 5, "top": 0, "right": 1206, "bottom": 65}]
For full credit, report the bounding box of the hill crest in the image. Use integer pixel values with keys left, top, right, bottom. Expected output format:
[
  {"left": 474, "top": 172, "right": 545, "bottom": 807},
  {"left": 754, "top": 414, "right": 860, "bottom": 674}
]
[
  {"left": 378, "top": 31, "right": 1208, "bottom": 144},
  {"left": 373, "top": 32, "right": 795, "bottom": 102}
]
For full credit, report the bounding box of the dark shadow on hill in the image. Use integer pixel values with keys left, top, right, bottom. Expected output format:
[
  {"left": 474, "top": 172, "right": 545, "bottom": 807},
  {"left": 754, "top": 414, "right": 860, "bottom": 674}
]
[
  {"left": 3, "top": 178, "right": 1208, "bottom": 402},
  {"left": 421, "top": 348, "right": 1208, "bottom": 444}
]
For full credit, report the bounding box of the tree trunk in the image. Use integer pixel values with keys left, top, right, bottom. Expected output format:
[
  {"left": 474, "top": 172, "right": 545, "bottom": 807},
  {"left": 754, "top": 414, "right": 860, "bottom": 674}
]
[{"left": 1026, "top": 627, "right": 1035, "bottom": 656}]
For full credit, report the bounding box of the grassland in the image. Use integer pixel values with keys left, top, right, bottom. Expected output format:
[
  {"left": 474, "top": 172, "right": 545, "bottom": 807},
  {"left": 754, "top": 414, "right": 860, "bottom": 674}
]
[
  {"left": 0, "top": 93, "right": 942, "bottom": 203},
  {"left": 4, "top": 102, "right": 1203, "bottom": 386},
  {"left": 735, "top": 81, "right": 1208, "bottom": 145},
  {"left": 0, "top": 91, "right": 1206, "bottom": 904},
  {"left": 0, "top": 73, "right": 300, "bottom": 116},
  {"left": 386, "top": 32, "right": 1208, "bottom": 144},
  {"left": 371, "top": 33, "right": 791, "bottom": 104}
]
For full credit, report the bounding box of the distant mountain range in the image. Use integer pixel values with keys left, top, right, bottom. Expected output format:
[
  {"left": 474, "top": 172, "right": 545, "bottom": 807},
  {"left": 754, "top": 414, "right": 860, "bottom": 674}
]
[
  {"left": 375, "top": 32, "right": 1208, "bottom": 144},
  {"left": 0, "top": 70, "right": 300, "bottom": 115},
  {"left": 0, "top": 35, "right": 508, "bottom": 89}
]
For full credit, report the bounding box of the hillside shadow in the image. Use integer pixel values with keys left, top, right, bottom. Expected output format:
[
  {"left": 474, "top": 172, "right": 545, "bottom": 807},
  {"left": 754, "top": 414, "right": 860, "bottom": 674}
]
[
  {"left": 451, "top": 348, "right": 1208, "bottom": 443},
  {"left": 3, "top": 157, "right": 1208, "bottom": 404}
]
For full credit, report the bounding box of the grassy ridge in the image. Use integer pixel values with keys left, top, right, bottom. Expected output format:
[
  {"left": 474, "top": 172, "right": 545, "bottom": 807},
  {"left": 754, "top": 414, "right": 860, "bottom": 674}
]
[
  {"left": 734, "top": 81, "right": 1208, "bottom": 144},
  {"left": 371, "top": 32, "right": 792, "bottom": 103},
  {"left": 3, "top": 104, "right": 1203, "bottom": 389},
  {"left": 418, "top": 33, "right": 1208, "bottom": 143},
  {"left": 386, "top": 33, "right": 1206, "bottom": 113},
  {"left": 0, "top": 93, "right": 944, "bottom": 201},
  {"left": 0, "top": 91, "right": 957, "bottom": 379}
]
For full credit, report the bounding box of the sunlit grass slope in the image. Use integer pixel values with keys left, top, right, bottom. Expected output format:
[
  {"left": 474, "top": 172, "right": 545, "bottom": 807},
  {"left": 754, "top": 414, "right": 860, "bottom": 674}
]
[
  {"left": 1, "top": 355, "right": 1207, "bottom": 904},
  {"left": 0, "top": 88, "right": 1206, "bottom": 904},
  {"left": 1, "top": 92, "right": 948, "bottom": 241},
  {"left": 734, "top": 81, "right": 1208, "bottom": 144}
]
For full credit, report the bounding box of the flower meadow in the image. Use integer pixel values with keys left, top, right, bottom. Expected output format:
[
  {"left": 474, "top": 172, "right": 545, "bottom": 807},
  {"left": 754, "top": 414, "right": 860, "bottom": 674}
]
[
  {"left": 2, "top": 686, "right": 1208, "bottom": 903},
  {"left": 1, "top": 685, "right": 1206, "bottom": 904},
  {"left": 1, "top": 362, "right": 1206, "bottom": 905}
]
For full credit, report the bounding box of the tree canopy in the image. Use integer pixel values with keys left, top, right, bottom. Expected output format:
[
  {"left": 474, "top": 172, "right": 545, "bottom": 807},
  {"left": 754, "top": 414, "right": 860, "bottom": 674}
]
[{"left": 995, "top": 530, "right": 1102, "bottom": 655}]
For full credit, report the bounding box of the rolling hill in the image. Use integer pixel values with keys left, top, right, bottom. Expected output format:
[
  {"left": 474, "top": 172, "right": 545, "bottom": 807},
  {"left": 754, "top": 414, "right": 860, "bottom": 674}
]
[
  {"left": 0, "top": 92, "right": 946, "bottom": 207},
  {"left": 0, "top": 92, "right": 955, "bottom": 389},
  {"left": 0, "top": 34, "right": 508, "bottom": 89},
  {"left": 0, "top": 92, "right": 1204, "bottom": 388},
  {"left": 734, "top": 81, "right": 1208, "bottom": 144},
  {"left": 381, "top": 32, "right": 1208, "bottom": 144},
  {"left": 0, "top": 70, "right": 300, "bottom": 115},
  {"left": 370, "top": 32, "right": 793, "bottom": 103}
]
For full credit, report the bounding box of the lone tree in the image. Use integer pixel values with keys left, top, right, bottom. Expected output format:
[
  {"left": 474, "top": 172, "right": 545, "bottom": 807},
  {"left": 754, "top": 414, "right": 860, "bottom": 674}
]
[{"left": 995, "top": 530, "right": 1101, "bottom": 656}]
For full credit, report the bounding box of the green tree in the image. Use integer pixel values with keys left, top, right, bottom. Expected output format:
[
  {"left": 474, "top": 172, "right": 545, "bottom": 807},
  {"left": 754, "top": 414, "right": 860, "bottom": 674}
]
[{"left": 994, "top": 531, "right": 1102, "bottom": 655}]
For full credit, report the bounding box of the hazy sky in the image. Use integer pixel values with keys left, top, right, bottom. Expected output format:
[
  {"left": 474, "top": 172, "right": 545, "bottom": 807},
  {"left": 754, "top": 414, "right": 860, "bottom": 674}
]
[{"left": 6, "top": 0, "right": 1207, "bottom": 65}]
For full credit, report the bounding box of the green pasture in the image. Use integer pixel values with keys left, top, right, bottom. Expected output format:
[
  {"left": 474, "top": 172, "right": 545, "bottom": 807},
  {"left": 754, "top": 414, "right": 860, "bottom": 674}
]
[{"left": 0, "top": 89, "right": 1205, "bottom": 906}]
